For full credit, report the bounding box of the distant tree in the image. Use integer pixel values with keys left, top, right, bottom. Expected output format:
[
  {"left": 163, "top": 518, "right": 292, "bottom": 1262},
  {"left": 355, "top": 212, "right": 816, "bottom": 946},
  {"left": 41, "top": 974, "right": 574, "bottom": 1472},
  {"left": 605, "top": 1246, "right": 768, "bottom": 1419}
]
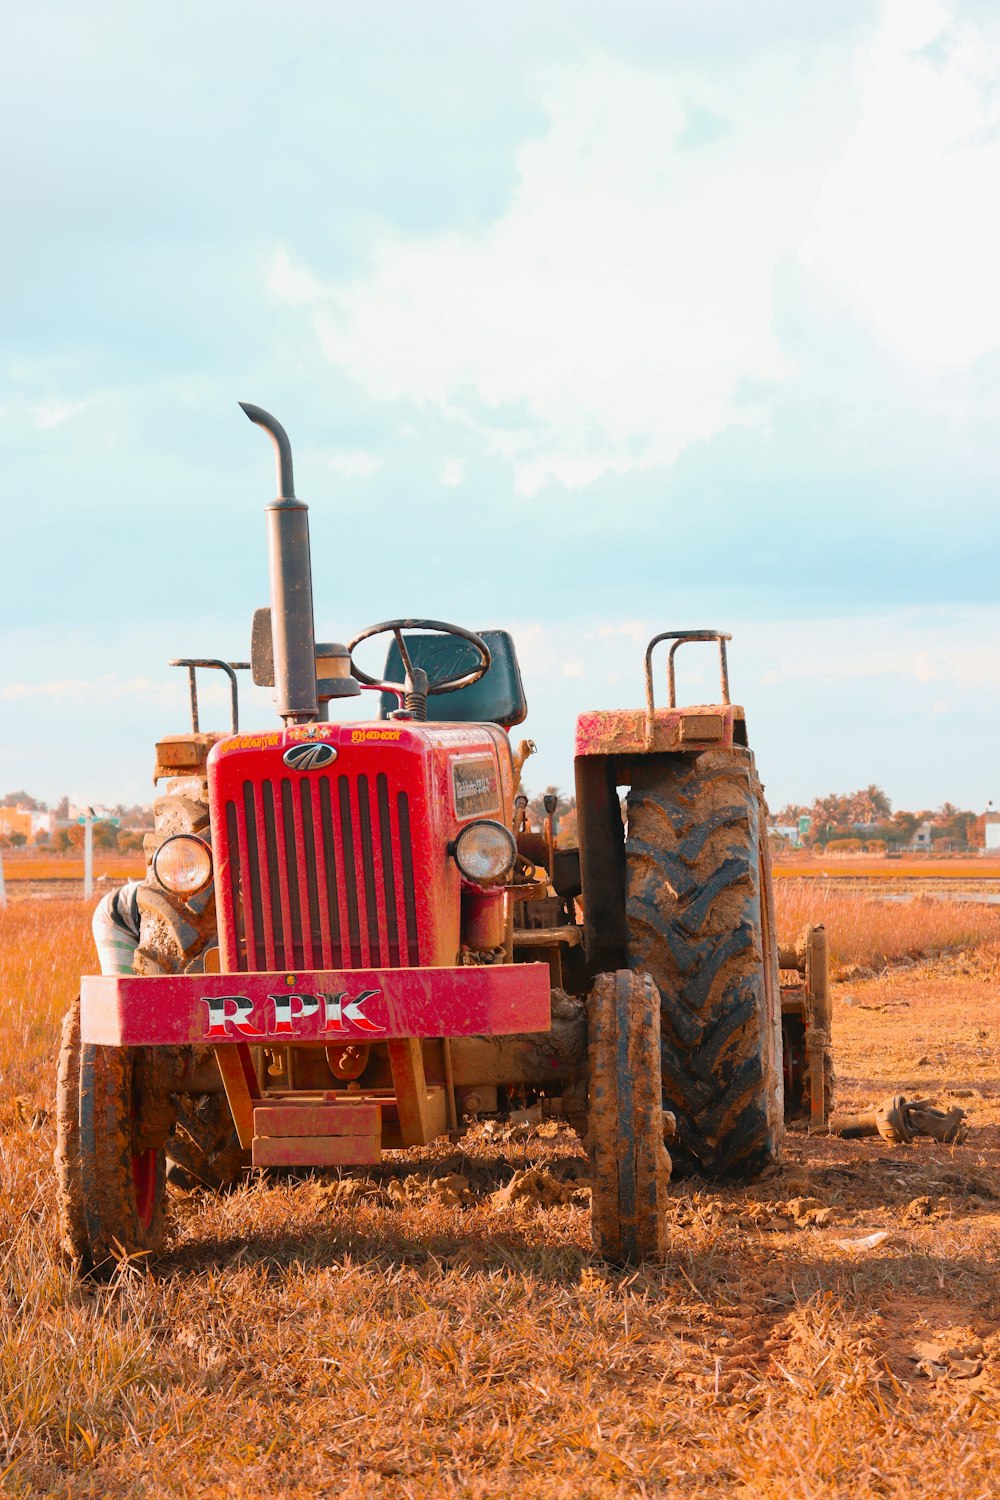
[
  {"left": 115, "top": 803, "right": 153, "bottom": 826},
  {"left": 847, "top": 785, "right": 892, "bottom": 823},
  {"left": 67, "top": 824, "right": 87, "bottom": 851},
  {"left": 557, "top": 806, "right": 579, "bottom": 847},
  {"left": 34, "top": 828, "right": 50, "bottom": 846},
  {"left": 809, "top": 793, "right": 854, "bottom": 843},
  {"left": 890, "top": 811, "right": 918, "bottom": 843},
  {"left": 1, "top": 831, "right": 28, "bottom": 848},
  {"left": 51, "top": 828, "right": 73, "bottom": 853},
  {"left": 54, "top": 796, "right": 70, "bottom": 819},
  {"left": 93, "top": 821, "right": 119, "bottom": 851},
  {"left": 1, "top": 790, "right": 47, "bottom": 811},
  {"left": 117, "top": 829, "right": 146, "bottom": 853},
  {"left": 525, "top": 785, "right": 575, "bottom": 834},
  {"left": 774, "top": 803, "right": 809, "bottom": 823},
  {"left": 930, "top": 807, "right": 976, "bottom": 848}
]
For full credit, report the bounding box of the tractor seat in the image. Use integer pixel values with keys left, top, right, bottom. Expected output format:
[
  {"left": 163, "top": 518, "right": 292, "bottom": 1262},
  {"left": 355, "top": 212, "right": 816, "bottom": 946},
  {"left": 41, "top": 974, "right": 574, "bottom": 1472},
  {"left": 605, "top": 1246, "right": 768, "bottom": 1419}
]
[{"left": 378, "top": 629, "right": 527, "bottom": 728}]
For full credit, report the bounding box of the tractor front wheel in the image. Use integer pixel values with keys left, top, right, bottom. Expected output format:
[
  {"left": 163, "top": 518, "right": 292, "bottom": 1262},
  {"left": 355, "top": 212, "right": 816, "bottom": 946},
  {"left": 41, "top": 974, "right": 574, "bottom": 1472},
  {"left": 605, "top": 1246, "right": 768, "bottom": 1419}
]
[
  {"left": 587, "top": 970, "right": 671, "bottom": 1263},
  {"left": 79, "top": 1042, "right": 169, "bottom": 1269},
  {"left": 55, "top": 999, "right": 89, "bottom": 1265},
  {"left": 56, "top": 1000, "right": 169, "bottom": 1271}
]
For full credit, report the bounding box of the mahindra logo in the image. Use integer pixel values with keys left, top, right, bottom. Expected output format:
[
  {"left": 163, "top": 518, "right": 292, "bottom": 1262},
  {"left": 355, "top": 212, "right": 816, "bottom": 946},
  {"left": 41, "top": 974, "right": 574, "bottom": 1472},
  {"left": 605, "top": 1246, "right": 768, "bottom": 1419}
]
[{"left": 283, "top": 741, "right": 337, "bottom": 770}]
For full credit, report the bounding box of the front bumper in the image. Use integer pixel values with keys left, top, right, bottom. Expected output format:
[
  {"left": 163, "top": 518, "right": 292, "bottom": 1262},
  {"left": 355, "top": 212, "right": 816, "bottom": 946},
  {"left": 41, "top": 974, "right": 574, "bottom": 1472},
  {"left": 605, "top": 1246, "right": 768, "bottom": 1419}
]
[{"left": 79, "top": 962, "right": 552, "bottom": 1047}]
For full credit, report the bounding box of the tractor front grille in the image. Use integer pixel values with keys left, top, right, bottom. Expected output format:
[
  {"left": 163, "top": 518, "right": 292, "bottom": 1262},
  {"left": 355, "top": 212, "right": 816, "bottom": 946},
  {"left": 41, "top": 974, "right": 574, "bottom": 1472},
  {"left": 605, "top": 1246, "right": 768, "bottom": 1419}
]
[{"left": 222, "top": 770, "right": 418, "bottom": 972}]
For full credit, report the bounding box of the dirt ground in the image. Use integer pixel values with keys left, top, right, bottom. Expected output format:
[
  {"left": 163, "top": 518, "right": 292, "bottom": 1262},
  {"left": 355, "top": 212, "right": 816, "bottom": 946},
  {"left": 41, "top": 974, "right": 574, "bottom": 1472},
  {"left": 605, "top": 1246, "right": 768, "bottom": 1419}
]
[{"left": 1, "top": 902, "right": 999, "bottom": 1497}]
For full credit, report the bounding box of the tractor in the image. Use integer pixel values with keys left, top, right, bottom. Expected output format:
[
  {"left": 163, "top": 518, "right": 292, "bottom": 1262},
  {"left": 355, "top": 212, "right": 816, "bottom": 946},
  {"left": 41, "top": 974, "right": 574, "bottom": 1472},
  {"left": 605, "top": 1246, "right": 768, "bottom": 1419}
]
[{"left": 56, "top": 404, "right": 828, "bottom": 1270}]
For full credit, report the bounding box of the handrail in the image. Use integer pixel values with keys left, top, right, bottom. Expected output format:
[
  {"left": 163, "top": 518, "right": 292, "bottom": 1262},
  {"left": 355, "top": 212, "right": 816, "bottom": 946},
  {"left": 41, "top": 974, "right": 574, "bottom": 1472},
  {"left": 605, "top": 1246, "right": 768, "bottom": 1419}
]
[{"left": 170, "top": 659, "right": 251, "bottom": 735}]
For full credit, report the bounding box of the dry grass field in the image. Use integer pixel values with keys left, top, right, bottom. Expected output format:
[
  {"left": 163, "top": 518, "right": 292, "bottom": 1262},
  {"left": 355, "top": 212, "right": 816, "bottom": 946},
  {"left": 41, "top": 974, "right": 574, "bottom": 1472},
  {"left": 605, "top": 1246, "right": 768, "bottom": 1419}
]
[
  {"left": 2, "top": 892, "right": 1000, "bottom": 1497},
  {"left": 1, "top": 857, "right": 145, "bottom": 884},
  {"left": 773, "top": 858, "right": 1000, "bottom": 880}
]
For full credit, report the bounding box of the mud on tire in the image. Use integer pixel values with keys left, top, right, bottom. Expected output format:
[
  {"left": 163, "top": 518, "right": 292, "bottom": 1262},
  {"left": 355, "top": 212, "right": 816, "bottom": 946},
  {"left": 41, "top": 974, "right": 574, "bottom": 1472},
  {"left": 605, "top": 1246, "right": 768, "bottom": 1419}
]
[
  {"left": 78, "top": 1043, "right": 169, "bottom": 1269},
  {"left": 141, "top": 779, "right": 246, "bottom": 1191},
  {"left": 55, "top": 999, "right": 89, "bottom": 1265},
  {"left": 56, "top": 1001, "right": 170, "bottom": 1273},
  {"left": 625, "top": 748, "right": 783, "bottom": 1180},
  {"left": 587, "top": 970, "right": 671, "bottom": 1263}
]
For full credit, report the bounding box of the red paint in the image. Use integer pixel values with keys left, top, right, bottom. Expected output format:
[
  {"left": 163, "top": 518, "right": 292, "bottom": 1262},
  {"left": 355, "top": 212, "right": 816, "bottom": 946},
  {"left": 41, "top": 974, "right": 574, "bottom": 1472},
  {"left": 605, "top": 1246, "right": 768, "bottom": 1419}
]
[
  {"left": 251, "top": 1135, "right": 382, "bottom": 1168},
  {"left": 253, "top": 1102, "right": 382, "bottom": 1137},
  {"left": 79, "top": 962, "right": 551, "bottom": 1047},
  {"left": 209, "top": 721, "right": 515, "bottom": 974},
  {"left": 574, "top": 705, "right": 739, "bottom": 757}
]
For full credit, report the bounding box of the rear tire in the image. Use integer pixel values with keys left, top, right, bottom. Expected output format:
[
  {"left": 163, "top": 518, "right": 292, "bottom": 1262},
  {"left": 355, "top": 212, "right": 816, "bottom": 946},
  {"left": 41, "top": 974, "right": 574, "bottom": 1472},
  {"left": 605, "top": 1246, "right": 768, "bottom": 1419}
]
[
  {"left": 625, "top": 748, "right": 783, "bottom": 1180},
  {"left": 587, "top": 970, "right": 671, "bottom": 1263}
]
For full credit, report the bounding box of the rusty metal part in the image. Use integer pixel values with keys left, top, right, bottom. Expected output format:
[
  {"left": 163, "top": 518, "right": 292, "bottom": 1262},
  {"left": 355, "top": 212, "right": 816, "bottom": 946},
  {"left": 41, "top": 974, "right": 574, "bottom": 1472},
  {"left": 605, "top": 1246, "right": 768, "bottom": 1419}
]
[
  {"left": 170, "top": 659, "right": 250, "bottom": 736},
  {"left": 905, "top": 1100, "right": 969, "bottom": 1144},
  {"left": 875, "top": 1095, "right": 913, "bottom": 1143},
  {"left": 779, "top": 925, "right": 833, "bottom": 1130},
  {"left": 829, "top": 1095, "right": 968, "bottom": 1144},
  {"left": 462, "top": 889, "right": 506, "bottom": 951},
  {"left": 576, "top": 753, "right": 628, "bottom": 974},
  {"left": 543, "top": 792, "right": 558, "bottom": 878},
  {"left": 644, "top": 629, "right": 732, "bottom": 719},
  {"left": 153, "top": 733, "right": 223, "bottom": 783},
  {"left": 576, "top": 703, "right": 746, "bottom": 760},
  {"left": 442, "top": 1036, "right": 459, "bottom": 1133},
  {"left": 512, "top": 740, "right": 536, "bottom": 791},
  {"left": 325, "top": 1043, "right": 370, "bottom": 1081},
  {"left": 350, "top": 994, "right": 588, "bottom": 1095},
  {"left": 240, "top": 402, "right": 319, "bottom": 726},
  {"left": 515, "top": 835, "right": 581, "bottom": 899},
  {"left": 512, "top": 925, "right": 582, "bottom": 949},
  {"left": 456, "top": 1085, "right": 497, "bottom": 1117}
]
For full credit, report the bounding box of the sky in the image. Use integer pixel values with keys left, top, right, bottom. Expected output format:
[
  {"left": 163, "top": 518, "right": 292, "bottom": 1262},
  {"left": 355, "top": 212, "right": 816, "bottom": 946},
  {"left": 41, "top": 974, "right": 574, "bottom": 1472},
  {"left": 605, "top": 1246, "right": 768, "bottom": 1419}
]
[{"left": 2, "top": 0, "right": 999, "bottom": 814}]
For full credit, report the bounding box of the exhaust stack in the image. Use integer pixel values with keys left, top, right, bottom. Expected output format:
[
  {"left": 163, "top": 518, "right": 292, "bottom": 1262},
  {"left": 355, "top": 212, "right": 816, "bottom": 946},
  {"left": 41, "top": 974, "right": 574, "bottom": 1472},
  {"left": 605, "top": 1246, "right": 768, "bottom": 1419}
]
[{"left": 240, "top": 403, "right": 319, "bottom": 725}]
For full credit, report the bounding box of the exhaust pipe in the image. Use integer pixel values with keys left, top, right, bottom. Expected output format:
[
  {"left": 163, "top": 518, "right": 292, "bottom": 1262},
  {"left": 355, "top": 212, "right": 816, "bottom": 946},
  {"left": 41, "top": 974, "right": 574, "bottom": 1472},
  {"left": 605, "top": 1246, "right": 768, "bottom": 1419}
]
[{"left": 239, "top": 403, "right": 319, "bottom": 725}]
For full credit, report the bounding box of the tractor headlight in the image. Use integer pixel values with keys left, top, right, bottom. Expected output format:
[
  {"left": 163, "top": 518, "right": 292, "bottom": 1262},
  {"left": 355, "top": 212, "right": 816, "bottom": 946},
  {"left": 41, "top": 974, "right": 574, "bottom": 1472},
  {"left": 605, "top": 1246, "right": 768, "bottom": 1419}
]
[
  {"left": 452, "top": 820, "right": 517, "bottom": 885},
  {"left": 153, "top": 834, "right": 213, "bottom": 896}
]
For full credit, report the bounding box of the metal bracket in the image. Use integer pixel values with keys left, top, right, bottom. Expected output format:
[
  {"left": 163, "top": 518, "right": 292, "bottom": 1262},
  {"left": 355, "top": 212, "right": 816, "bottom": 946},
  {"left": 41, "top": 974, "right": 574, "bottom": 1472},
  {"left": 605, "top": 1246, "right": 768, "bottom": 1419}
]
[
  {"left": 170, "top": 659, "right": 251, "bottom": 735},
  {"left": 644, "top": 630, "right": 732, "bottom": 719}
]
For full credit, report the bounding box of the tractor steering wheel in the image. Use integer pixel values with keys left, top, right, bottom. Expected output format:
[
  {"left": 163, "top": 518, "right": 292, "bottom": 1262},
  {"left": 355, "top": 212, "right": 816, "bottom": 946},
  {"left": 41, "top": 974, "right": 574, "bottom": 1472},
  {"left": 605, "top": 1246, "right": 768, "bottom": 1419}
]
[{"left": 348, "top": 619, "right": 491, "bottom": 698}]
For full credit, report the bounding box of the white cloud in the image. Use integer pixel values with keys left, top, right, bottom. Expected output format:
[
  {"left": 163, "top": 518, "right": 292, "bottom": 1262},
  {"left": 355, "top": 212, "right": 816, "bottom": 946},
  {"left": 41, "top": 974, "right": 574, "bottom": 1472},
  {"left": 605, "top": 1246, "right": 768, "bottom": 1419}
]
[
  {"left": 803, "top": 0, "right": 1000, "bottom": 373},
  {"left": 440, "top": 457, "right": 464, "bottom": 487},
  {"left": 561, "top": 658, "right": 585, "bottom": 678},
  {"left": 597, "top": 620, "right": 648, "bottom": 645},
  {"left": 31, "top": 399, "right": 86, "bottom": 430},
  {"left": 0, "top": 675, "right": 222, "bottom": 707},
  {"left": 748, "top": 605, "right": 1000, "bottom": 692},
  {"left": 268, "top": 47, "right": 843, "bottom": 494},
  {"left": 327, "top": 449, "right": 382, "bottom": 478},
  {"left": 267, "top": 246, "right": 325, "bottom": 307},
  {"left": 266, "top": 3, "right": 1000, "bottom": 492}
]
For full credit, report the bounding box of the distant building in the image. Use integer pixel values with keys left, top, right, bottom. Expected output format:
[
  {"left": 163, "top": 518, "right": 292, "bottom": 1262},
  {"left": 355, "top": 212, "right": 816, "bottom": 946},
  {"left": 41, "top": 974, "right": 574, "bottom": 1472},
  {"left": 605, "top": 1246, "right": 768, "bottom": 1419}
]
[
  {"left": 0, "top": 807, "right": 33, "bottom": 842},
  {"left": 910, "top": 821, "right": 934, "bottom": 851},
  {"left": 986, "top": 811, "right": 1000, "bottom": 852}
]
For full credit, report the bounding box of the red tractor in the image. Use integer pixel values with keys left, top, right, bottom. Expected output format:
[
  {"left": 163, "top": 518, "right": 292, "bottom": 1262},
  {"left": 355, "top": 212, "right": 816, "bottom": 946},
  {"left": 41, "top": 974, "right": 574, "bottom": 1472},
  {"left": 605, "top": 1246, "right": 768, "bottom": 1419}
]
[{"left": 56, "top": 404, "right": 822, "bottom": 1270}]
